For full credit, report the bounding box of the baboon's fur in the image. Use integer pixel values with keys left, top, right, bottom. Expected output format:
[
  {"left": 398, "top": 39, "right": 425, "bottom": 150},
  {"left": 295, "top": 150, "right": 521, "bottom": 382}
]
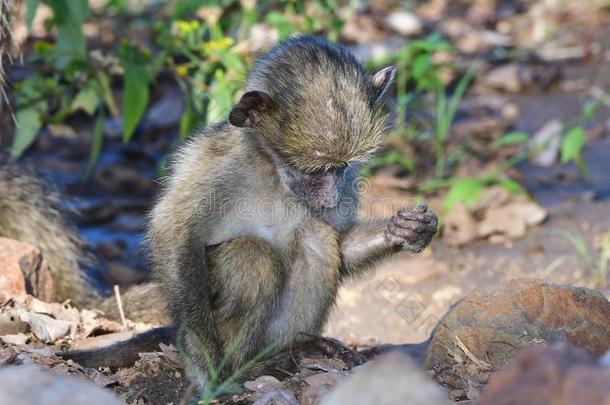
[
  {"left": 143, "top": 35, "right": 437, "bottom": 389},
  {"left": 60, "top": 35, "right": 437, "bottom": 389},
  {"left": 243, "top": 36, "right": 389, "bottom": 172},
  {"left": 0, "top": 155, "right": 90, "bottom": 306}
]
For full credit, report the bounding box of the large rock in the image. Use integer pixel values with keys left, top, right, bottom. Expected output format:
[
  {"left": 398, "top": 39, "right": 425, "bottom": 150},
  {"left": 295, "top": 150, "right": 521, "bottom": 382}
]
[
  {"left": 424, "top": 279, "right": 610, "bottom": 399},
  {"left": 321, "top": 351, "right": 450, "bottom": 405},
  {"left": 0, "top": 237, "right": 53, "bottom": 301},
  {"left": 478, "top": 344, "right": 610, "bottom": 405},
  {"left": 0, "top": 365, "right": 122, "bottom": 405}
]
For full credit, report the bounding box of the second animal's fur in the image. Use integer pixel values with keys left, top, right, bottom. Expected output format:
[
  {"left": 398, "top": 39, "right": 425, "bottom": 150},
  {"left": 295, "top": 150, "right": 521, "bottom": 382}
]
[
  {"left": 0, "top": 156, "right": 90, "bottom": 306},
  {"left": 0, "top": 154, "right": 165, "bottom": 322},
  {"left": 145, "top": 35, "right": 438, "bottom": 388}
]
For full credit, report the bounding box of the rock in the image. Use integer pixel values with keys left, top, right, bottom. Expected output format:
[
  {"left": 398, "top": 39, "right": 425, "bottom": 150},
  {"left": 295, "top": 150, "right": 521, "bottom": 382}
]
[
  {"left": 482, "top": 63, "right": 533, "bottom": 93},
  {"left": 0, "top": 333, "right": 29, "bottom": 345},
  {"left": 103, "top": 116, "right": 123, "bottom": 140},
  {"left": 383, "top": 11, "right": 422, "bottom": 36},
  {"left": 253, "top": 389, "right": 300, "bottom": 405},
  {"left": 0, "top": 365, "right": 122, "bottom": 405},
  {"left": 478, "top": 199, "right": 547, "bottom": 238},
  {"left": 478, "top": 344, "right": 610, "bottom": 405},
  {"left": 104, "top": 262, "right": 148, "bottom": 286},
  {"left": 425, "top": 279, "right": 610, "bottom": 399},
  {"left": 321, "top": 352, "right": 450, "bottom": 405},
  {"left": 442, "top": 203, "right": 479, "bottom": 247},
  {"left": 17, "top": 309, "right": 76, "bottom": 344},
  {"left": 96, "top": 241, "right": 127, "bottom": 261},
  {"left": 94, "top": 164, "right": 154, "bottom": 195},
  {"left": 301, "top": 370, "right": 347, "bottom": 405},
  {"left": 442, "top": 190, "right": 547, "bottom": 246},
  {"left": 244, "top": 375, "right": 283, "bottom": 394},
  {"left": 0, "top": 237, "right": 54, "bottom": 302},
  {"left": 341, "top": 13, "right": 386, "bottom": 44},
  {"left": 142, "top": 86, "right": 184, "bottom": 132},
  {"left": 529, "top": 119, "right": 563, "bottom": 167}
]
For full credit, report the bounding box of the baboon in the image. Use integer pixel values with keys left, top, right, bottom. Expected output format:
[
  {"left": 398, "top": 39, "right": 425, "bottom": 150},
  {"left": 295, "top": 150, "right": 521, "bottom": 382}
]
[
  {"left": 62, "top": 35, "right": 438, "bottom": 390},
  {"left": 149, "top": 34, "right": 437, "bottom": 387}
]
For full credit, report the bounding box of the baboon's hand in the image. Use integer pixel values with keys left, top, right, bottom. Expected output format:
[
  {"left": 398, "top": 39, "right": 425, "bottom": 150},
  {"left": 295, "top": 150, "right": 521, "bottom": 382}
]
[{"left": 384, "top": 203, "right": 438, "bottom": 253}]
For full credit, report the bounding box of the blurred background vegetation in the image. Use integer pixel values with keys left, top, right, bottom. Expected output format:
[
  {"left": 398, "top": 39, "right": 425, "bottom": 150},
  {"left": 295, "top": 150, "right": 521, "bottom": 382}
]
[{"left": 1, "top": 0, "right": 609, "bottom": 290}]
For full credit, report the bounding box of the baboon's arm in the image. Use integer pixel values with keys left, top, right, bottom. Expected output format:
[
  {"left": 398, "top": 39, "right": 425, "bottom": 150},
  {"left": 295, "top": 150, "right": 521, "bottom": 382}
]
[{"left": 339, "top": 204, "right": 437, "bottom": 278}]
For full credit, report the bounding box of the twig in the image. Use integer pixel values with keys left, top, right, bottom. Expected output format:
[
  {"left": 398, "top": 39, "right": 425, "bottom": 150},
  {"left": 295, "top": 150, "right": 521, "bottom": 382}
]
[
  {"left": 454, "top": 335, "right": 493, "bottom": 371},
  {"left": 113, "top": 285, "right": 126, "bottom": 329},
  {"left": 274, "top": 367, "right": 294, "bottom": 377}
]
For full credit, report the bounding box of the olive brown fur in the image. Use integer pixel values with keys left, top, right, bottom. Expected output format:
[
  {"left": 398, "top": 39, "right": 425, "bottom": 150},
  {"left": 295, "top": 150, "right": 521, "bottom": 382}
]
[{"left": 62, "top": 35, "right": 438, "bottom": 389}]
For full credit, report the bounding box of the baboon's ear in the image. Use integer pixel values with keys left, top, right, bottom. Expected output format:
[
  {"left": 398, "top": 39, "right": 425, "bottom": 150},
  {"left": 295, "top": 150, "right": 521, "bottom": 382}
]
[
  {"left": 371, "top": 66, "right": 396, "bottom": 105},
  {"left": 229, "top": 91, "right": 274, "bottom": 127}
]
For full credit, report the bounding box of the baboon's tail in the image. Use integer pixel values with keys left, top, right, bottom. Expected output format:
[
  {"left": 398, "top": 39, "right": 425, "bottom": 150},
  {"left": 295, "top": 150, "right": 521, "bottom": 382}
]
[{"left": 59, "top": 326, "right": 176, "bottom": 368}]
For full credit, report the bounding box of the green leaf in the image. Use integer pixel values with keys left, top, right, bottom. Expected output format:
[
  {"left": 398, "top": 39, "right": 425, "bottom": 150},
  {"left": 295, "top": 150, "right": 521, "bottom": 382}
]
[
  {"left": 443, "top": 177, "right": 485, "bottom": 212},
  {"left": 47, "top": 0, "right": 89, "bottom": 68},
  {"left": 498, "top": 179, "right": 525, "bottom": 195},
  {"left": 71, "top": 83, "right": 101, "bottom": 115},
  {"left": 266, "top": 11, "right": 295, "bottom": 39},
  {"left": 412, "top": 54, "right": 431, "bottom": 80},
  {"left": 11, "top": 108, "right": 43, "bottom": 158},
  {"left": 179, "top": 94, "right": 194, "bottom": 139},
  {"left": 119, "top": 43, "right": 152, "bottom": 142},
  {"left": 491, "top": 131, "right": 529, "bottom": 149},
  {"left": 87, "top": 112, "right": 105, "bottom": 177},
  {"left": 97, "top": 71, "right": 119, "bottom": 117},
  {"left": 122, "top": 63, "right": 149, "bottom": 142},
  {"left": 55, "top": 22, "right": 87, "bottom": 68},
  {"left": 206, "top": 70, "right": 235, "bottom": 125},
  {"left": 560, "top": 126, "right": 586, "bottom": 164}
]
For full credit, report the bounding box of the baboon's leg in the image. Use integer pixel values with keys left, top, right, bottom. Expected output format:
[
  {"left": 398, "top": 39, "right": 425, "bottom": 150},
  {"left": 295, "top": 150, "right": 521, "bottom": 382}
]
[
  {"left": 207, "top": 237, "right": 284, "bottom": 372},
  {"left": 266, "top": 220, "right": 341, "bottom": 346}
]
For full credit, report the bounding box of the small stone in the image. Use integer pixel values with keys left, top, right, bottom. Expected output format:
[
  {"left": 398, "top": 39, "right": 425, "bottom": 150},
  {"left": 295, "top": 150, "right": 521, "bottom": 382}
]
[
  {"left": 94, "top": 165, "right": 154, "bottom": 195},
  {"left": 104, "top": 262, "right": 148, "bottom": 286},
  {"left": 0, "top": 365, "right": 123, "bottom": 405},
  {"left": 0, "top": 333, "right": 29, "bottom": 345},
  {"left": 244, "top": 375, "right": 282, "bottom": 393},
  {"left": 529, "top": 119, "right": 563, "bottom": 167},
  {"left": 483, "top": 63, "right": 533, "bottom": 93},
  {"left": 252, "top": 389, "right": 299, "bottom": 405},
  {"left": 443, "top": 203, "right": 479, "bottom": 247},
  {"left": 321, "top": 352, "right": 449, "bottom": 405},
  {"left": 0, "top": 237, "right": 54, "bottom": 301},
  {"left": 142, "top": 87, "right": 184, "bottom": 131},
  {"left": 17, "top": 309, "right": 76, "bottom": 344},
  {"left": 383, "top": 11, "right": 422, "bottom": 36}
]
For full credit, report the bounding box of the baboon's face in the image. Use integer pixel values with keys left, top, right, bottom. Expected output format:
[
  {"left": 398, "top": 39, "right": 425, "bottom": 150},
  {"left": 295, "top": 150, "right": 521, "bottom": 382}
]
[{"left": 283, "top": 164, "right": 349, "bottom": 211}]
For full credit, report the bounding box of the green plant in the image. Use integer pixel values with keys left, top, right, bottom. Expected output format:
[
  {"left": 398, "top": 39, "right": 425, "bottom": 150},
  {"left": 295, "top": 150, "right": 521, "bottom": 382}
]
[
  {"left": 559, "top": 99, "right": 600, "bottom": 177},
  {"left": 176, "top": 326, "right": 278, "bottom": 404},
  {"left": 12, "top": 0, "right": 356, "bottom": 171},
  {"left": 432, "top": 66, "right": 477, "bottom": 178},
  {"left": 556, "top": 229, "right": 610, "bottom": 288}
]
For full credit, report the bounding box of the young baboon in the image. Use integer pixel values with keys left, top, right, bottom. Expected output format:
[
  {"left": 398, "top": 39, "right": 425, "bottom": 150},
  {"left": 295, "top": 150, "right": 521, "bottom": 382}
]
[
  {"left": 149, "top": 34, "right": 437, "bottom": 387},
  {"left": 63, "top": 35, "right": 438, "bottom": 389}
]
